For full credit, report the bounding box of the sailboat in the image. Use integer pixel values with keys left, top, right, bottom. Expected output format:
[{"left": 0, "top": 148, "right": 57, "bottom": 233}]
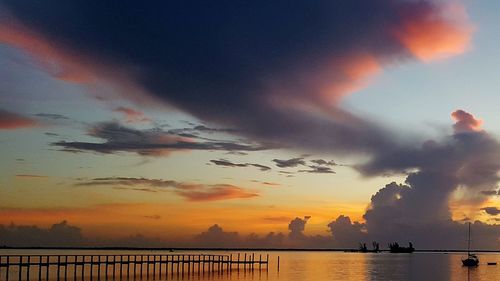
[{"left": 461, "top": 222, "right": 479, "bottom": 266}]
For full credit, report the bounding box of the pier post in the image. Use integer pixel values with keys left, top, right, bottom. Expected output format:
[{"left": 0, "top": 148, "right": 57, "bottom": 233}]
[
  {"left": 127, "top": 255, "right": 130, "bottom": 278},
  {"left": 146, "top": 255, "right": 149, "bottom": 279},
  {"left": 105, "top": 255, "right": 109, "bottom": 281},
  {"left": 47, "top": 256, "right": 50, "bottom": 281},
  {"left": 133, "top": 256, "right": 137, "bottom": 278},
  {"left": 18, "top": 256, "right": 22, "bottom": 281},
  {"left": 73, "top": 256, "right": 77, "bottom": 281},
  {"left": 81, "top": 256, "right": 84, "bottom": 281},
  {"left": 64, "top": 256, "right": 68, "bottom": 281},
  {"left": 38, "top": 256, "right": 41, "bottom": 281},
  {"left": 152, "top": 255, "right": 156, "bottom": 280},
  {"left": 97, "top": 256, "right": 101, "bottom": 280},
  {"left": 277, "top": 256, "right": 280, "bottom": 272},
  {"left": 27, "top": 256, "right": 30, "bottom": 281},
  {"left": 4, "top": 256, "right": 9, "bottom": 281},
  {"left": 112, "top": 256, "right": 115, "bottom": 280},
  {"left": 184, "top": 255, "right": 187, "bottom": 276},
  {"left": 167, "top": 255, "right": 171, "bottom": 277},
  {"left": 158, "top": 255, "right": 162, "bottom": 279},
  {"left": 119, "top": 256, "right": 123, "bottom": 280},
  {"left": 139, "top": 256, "right": 143, "bottom": 278}
]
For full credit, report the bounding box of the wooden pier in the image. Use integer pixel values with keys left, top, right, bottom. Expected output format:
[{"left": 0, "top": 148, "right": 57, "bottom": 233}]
[{"left": 0, "top": 253, "right": 274, "bottom": 281}]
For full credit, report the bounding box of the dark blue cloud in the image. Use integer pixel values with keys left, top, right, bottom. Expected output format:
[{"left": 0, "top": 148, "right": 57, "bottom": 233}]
[{"left": 0, "top": 0, "right": 469, "bottom": 155}]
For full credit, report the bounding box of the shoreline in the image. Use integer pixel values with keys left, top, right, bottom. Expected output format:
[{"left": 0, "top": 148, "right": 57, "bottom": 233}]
[{"left": 1, "top": 247, "right": 499, "bottom": 253}]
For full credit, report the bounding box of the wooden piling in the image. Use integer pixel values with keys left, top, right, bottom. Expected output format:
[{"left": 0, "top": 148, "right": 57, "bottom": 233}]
[
  {"left": 73, "top": 256, "right": 77, "bottom": 281},
  {"left": 97, "top": 256, "right": 101, "bottom": 280},
  {"left": 38, "top": 256, "right": 41, "bottom": 281},
  {"left": 46, "top": 256, "right": 50, "bottom": 281},
  {"left": 64, "top": 256, "right": 68, "bottom": 281},
  {"left": 133, "top": 255, "right": 137, "bottom": 278}
]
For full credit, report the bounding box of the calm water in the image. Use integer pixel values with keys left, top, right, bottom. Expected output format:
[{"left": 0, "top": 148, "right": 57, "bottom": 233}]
[{"left": 0, "top": 250, "right": 499, "bottom": 281}]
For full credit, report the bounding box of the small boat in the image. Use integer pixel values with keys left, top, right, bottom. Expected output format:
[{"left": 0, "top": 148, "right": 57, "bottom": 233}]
[
  {"left": 462, "top": 222, "right": 479, "bottom": 267},
  {"left": 389, "top": 242, "right": 414, "bottom": 253}
]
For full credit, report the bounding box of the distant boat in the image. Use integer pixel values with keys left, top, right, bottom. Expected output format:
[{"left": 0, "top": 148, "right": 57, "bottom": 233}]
[
  {"left": 356, "top": 241, "right": 380, "bottom": 253},
  {"left": 389, "top": 242, "right": 414, "bottom": 253},
  {"left": 462, "top": 222, "right": 479, "bottom": 267}
]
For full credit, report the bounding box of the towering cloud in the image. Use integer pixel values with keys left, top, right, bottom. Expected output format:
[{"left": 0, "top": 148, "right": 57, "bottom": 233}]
[
  {"left": 0, "top": 0, "right": 473, "bottom": 155},
  {"left": 356, "top": 110, "right": 500, "bottom": 248}
]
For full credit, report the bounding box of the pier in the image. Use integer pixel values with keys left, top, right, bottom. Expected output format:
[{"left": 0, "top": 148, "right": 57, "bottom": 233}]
[{"left": 0, "top": 253, "right": 275, "bottom": 281}]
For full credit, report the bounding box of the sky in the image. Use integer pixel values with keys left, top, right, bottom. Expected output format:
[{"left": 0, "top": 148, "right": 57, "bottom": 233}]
[{"left": 0, "top": 0, "right": 499, "bottom": 249}]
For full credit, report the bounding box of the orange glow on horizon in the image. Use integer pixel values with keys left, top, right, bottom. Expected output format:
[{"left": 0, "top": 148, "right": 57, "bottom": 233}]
[{"left": 0, "top": 202, "right": 367, "bottom": 239}]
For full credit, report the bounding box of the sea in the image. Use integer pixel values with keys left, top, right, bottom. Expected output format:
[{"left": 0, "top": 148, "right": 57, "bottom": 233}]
[{"left": 0, "top": 250, "right": 498, "bottom": 281}]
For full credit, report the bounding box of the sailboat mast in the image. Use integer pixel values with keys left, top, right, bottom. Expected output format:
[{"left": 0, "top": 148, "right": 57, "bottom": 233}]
[{"left": 467, "top": 222, "right": 471, "bottom": 255}]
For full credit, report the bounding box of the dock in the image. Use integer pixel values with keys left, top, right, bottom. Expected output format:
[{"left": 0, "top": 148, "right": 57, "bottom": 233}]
[{"left": 0, "top": 253, "right": 275, "bottom": 281}]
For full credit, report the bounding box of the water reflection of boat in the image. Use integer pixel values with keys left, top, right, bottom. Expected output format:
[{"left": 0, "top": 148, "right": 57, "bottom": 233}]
[{"left": 462, "top": 222, "right": 479, "bottom": 267}]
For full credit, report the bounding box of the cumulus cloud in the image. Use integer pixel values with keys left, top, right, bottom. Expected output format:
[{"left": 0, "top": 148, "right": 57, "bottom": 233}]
[
  {"left": 288, "top": 216, "right": 310, "bottom": 240},
  {"left": 192, "top": 224, "right": 240, "bottom": 248},
  {"left": 0, "top": 0, "right": 473, "bottom": 156},
  {"left": 0, "top": 221, "right": 84, "bottom": 247},
  {"left": 210, "top": 159, "right": 271, "bottom": 171},
  {"left": 451, "top": 109, "right": 482, "bottom": 133},
  {"left": 0, "top": 109, "right": 38, "bottom": 129},
  {"left": 76, "top": 177, "right": 258, "bottom": 202},
  {"left": 52, "top": 122, "right": 274, "bottom": 156},
  {"left": 354, "top": 110, "right": 500, "bottom": 248},
  {"left": 328, "top": 215, "right": 366, "bottom": 247}
]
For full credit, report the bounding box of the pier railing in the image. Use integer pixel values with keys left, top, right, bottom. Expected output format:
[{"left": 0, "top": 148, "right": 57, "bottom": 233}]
[{"left": 0, "top": 253, "right": 274, "bottom": 281}]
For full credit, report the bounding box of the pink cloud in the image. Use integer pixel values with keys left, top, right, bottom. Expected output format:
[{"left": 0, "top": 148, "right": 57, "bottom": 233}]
[
  {"left": 176, "top": 184, "right": 259, "bottom": 202},
  {"left": 451, "top": 109, "right": 482, "bottom": 133},
  {"left": 113, "top": 106, "right": 151, "bottom": 123},
  {"left": 0, "top": 109, "right": 38, "bottom": 130},
  {"left": 393, "top": 2, "right": 473, "bottom": 62}
]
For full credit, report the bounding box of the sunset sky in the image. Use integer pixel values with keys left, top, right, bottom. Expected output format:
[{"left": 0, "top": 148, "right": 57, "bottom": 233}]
[{"left": 0, "top": 1, "right": 499, "bottom": 249}]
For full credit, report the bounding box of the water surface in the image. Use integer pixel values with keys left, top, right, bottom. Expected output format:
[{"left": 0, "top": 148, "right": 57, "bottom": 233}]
[{"left": 0, "top": 250, "right": 498, "bottom": 281}]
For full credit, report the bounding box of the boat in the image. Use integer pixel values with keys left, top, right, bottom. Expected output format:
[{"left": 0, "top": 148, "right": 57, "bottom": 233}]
[
  {"left": 389, "top": 242, "right": 414, "bottom": 253},
  {"left": 461, "top": 222, "right": 479, "bottom": 266}
]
